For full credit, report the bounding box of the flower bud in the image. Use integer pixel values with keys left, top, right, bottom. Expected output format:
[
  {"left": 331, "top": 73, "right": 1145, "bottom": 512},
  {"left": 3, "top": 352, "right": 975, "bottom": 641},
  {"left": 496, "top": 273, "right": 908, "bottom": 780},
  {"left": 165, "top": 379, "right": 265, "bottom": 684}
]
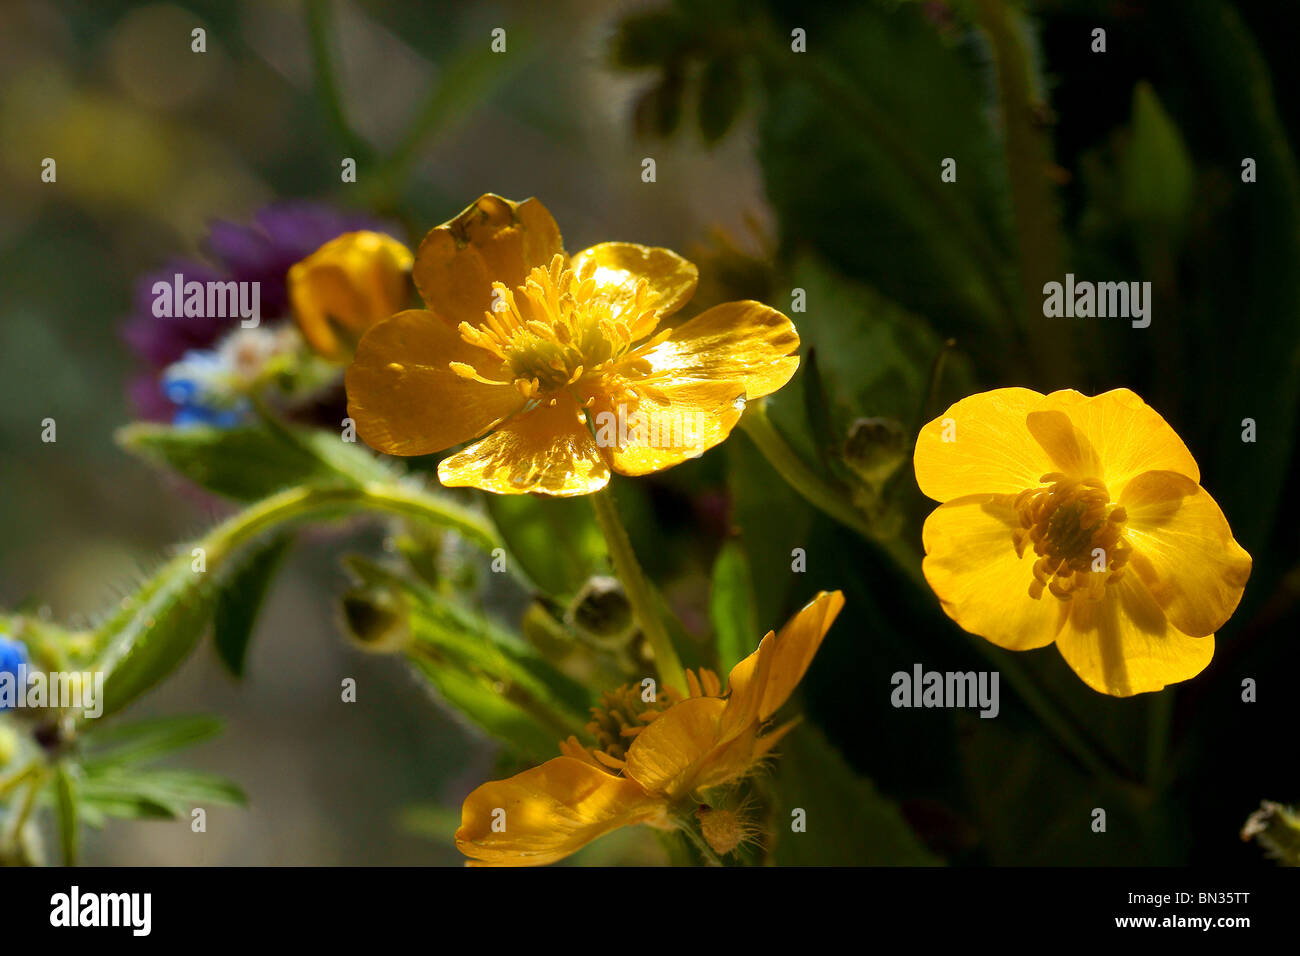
[
  {"left": 339, "top": 589, "right": 411, "bottom": 654},
  {"left": 288, "top": 231, "right": 413, "bottom": 360},
  {"left": 566, "top": 576, "right": 635, "bottom": 647}
]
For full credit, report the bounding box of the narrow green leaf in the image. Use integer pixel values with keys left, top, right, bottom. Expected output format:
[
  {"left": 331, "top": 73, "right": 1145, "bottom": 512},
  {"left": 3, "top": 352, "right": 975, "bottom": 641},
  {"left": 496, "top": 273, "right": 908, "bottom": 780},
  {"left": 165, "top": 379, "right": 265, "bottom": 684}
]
[
  {"left": 213, "top": 533, "right": 293, "bottom": 677},
  {"left": 709, "top": 540, "right": 759, "bottom": 672},
  {"left": 80, "top": 715, "right": 224, "bottom": 768}
]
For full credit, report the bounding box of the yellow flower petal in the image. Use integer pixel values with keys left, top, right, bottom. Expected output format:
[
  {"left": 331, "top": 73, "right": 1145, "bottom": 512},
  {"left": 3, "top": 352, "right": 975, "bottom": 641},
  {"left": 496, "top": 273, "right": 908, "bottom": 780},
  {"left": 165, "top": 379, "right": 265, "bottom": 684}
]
[
  {"left": 623, "top": 696, "right": 730, "bottom": 799},
  {"left": 640, "top": 300, "right": 800, "bottom": 401},
  {"left": 345, "top": 309, "right": 525, "bottom": 456},
  {"left": 717, "top": 629, "right": 776, "bottom": 743},
  {"left": 757, "top": 590, "right": 845, "bottom": 721},
  {"left": 1119, "top": 470, "right": 1252, "bottom": 637},
  {"left": 570, "top": 242, "right": 699, "bottom": 325},
  {"left": 289, "top": 231, "right": 414, "bottom": 359},
  {"left": 1043, "top": 388, "right": 1201, "bottom": 488},
  {"left": 437, "top": 394, "right": 610, "bottom": 496},
  {"left": 914, "top": 387, "right": 1054, "bottom": 502},
  {"left": 413, "top": 194, "right": 564, "bottom": 325},
  {"left": 1054, "top": 573, "right": 1214, "bottom": 697},
  {"left": 586, "top": 379, "right": 746, "bottom": 476},
  {"left": 455, "top": 756, "right": 663, "bottom": 866},
  {"left": 921, "top": 493, "right": 1071, "bottom": 650}
]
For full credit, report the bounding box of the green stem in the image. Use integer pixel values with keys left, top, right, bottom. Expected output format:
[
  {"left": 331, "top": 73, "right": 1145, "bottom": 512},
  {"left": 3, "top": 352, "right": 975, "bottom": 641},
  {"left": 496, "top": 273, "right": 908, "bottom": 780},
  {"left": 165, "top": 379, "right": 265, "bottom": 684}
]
[
  {"left": 590, "top": 488, "right": 687, "bottom": 695},
  {"left": 4, "top": 769, "right": 45, "bottom": 846},
  {"left": 970, "top": 0, "right": 1073, "bottom": 380},
  {"left": 1145, "top": 689, "right": 1173, "bottom": 790},
  {"left": 203, "top": 481, "right": 500, "bottom": 565},
  {"left": 741, "top": 403, "right": 1135, "bottom": 788},
  {"left": 738, "top": 402, "right": 874, "bottom": 539},
  {"left": 0, "top": 761, "right": 40, "bottom": 801}
]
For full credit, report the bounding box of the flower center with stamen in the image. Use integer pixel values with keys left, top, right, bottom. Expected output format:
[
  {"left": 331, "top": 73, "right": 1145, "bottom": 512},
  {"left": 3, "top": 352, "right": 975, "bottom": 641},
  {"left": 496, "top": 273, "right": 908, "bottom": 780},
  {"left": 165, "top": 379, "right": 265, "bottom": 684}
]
[
  {"left": 452, "top": 253, "right": 672, "bottom": 402},
  {"left": 583, "top": 683, "right": 681, "bottom": 766},
  {"left": 1012, "top": 473, "right": 1131, "bottom": 602}
]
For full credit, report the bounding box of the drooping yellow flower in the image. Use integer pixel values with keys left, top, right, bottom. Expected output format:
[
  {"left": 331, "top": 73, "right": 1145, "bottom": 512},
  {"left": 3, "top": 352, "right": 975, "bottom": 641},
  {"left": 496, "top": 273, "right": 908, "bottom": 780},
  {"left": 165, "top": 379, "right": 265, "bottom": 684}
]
[
  {"left": 288, "top": 231, "right": 414, "bottom": 359},
  {"left": 344, "top": 194, "right": 800, "bottom": 496},
  {"left": 455, "top": 590, "right": 844, "bottom": 865},
  {"left": 914, "top": 387, "right": 1251, "bottom": 697}
]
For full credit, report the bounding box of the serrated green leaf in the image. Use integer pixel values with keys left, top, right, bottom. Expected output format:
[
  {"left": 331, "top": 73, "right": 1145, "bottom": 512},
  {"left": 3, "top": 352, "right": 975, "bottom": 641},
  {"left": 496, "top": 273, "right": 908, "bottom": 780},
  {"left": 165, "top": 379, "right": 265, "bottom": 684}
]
[
  {"left": 214, "top": 533, "right": 293, "bottom": 678},
  {"left": 709, "top": 540, "right": 759, "bottom": 673},
  {"left": 768, "top": 724, "right": 940, "bottom": 865}
]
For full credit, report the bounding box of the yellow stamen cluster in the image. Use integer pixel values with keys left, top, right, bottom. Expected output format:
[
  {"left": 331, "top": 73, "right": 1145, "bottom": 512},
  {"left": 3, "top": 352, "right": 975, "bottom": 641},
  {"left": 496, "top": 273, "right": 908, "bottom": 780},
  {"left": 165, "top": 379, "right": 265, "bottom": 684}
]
[
  {"left": 452, "top": 253, "right": 672, "bottom": 403},
  {"left": 558, "top": 668, "right": 722, "bottom": 771},
  {"left": 1012, "top": 473, "right": 1131, "bottom": 602}
]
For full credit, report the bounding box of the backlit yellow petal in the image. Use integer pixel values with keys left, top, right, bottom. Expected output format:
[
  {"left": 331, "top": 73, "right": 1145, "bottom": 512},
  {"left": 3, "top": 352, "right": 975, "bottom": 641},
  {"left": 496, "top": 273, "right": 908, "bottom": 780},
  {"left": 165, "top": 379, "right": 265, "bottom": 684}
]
[
  {"left": 455, "top": 756, "right": 663, "bottom": 866},
  {"left": 587, "top": 379, "right": 746, "bottom": 476},
  {"left": 413, "top": 194, "right": 564, "bottom": 326},
  {"left": 717, "top": 630, "right": 776, "bottom": 743},
  {"left": 437, "top": 394, "right": 610, "bottom": 496},
  {"left": 345, "top": 309, "right": 525, "bottom": 456},
  {"left": 1119, "top": 470, "right": 1252, "bottom": 637},
  {"left": 639, "top": 300, "right": 800, "bottom": 401},
  {"left": 921, "top": 493, "right": 1071, "bottom": 650},
  {"left": 289, "top": 231, "right": 414, "bottom": 359},
  {"left": 1055, "top": 573, "right": 1214, "bottom": 697},
  {"left": 624, "top": 696, "right": 729, "bottom": 799},
  {"left": 570, "top": 242, "right": 699, "bottom": 324},
  {"left": 914, "top": 387, "right": 1052, "bottom": 502},
  {"left": 1043, "top": 388, "right": 1200, "bottom": 488},
  {"left": 757, "top": 590, "right": 845, "bottom": 720}
]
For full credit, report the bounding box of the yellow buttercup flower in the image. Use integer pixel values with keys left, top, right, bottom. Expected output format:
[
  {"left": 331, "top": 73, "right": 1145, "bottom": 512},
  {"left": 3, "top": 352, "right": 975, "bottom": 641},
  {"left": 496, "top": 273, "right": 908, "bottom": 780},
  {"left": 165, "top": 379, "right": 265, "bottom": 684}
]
[
  {"left": 288, "top": 231, "right": 414, "bottom": 359},
  {"left": 455, "top": 590, "right": 844, "bottom": 865},
  {"left": 914, "top": 387, "right": 1251, "bottom": 697},
  {"left": 345, "top": 194, "right": 800, "bottom": 496}
]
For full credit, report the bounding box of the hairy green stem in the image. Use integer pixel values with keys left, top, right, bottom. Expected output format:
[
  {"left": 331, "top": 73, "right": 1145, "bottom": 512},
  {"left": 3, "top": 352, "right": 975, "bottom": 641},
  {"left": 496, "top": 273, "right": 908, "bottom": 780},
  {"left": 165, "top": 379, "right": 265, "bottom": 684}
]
[{"left": 590, "top": 488, "right": 687, "bottom": 695}]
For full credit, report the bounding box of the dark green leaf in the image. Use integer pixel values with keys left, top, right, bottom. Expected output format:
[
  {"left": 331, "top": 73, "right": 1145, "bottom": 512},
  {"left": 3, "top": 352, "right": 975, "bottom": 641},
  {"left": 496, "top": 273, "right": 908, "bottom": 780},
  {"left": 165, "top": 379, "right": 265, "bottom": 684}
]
[
  {"left": 213, "top": 533, "right": 294, "bottom": 677},
  {"left": 768, "top": 724, "right": 940, "bottom": 865}
]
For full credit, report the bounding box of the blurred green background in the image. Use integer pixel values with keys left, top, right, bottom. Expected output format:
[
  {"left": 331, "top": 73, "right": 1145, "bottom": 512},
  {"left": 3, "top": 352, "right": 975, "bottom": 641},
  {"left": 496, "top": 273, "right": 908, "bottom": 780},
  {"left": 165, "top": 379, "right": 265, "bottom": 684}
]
[{"left": 1, "top": 0, "right": 1296, "bottom": 865}]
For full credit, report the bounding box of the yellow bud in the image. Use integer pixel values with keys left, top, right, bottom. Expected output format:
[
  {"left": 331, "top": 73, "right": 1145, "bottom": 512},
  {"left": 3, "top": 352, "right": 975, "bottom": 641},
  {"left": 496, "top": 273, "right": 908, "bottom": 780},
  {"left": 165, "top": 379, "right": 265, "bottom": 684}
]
[{"left": 288, "top": 231, "right": 414, "bottom": 360}]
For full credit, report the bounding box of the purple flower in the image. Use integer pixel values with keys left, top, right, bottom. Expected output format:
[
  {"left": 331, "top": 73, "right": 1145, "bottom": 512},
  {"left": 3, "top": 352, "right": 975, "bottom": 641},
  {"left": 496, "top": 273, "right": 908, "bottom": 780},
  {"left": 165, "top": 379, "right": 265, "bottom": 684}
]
[{"left": 124, "top": 202, "right": 402, "bottom": 420}]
